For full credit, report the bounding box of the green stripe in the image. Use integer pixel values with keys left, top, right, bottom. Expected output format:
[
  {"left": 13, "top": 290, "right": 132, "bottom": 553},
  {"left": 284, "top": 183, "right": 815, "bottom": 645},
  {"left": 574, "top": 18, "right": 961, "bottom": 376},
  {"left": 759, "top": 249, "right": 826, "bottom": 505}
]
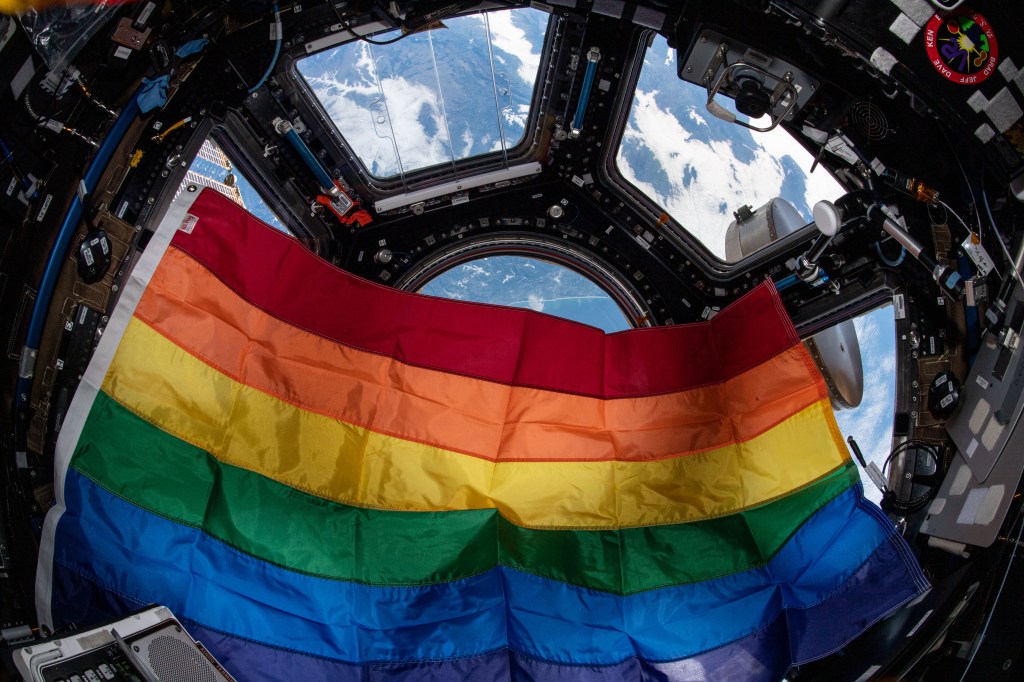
[{"left": 72, "top": 392, "right": 859, "bottom": 595}]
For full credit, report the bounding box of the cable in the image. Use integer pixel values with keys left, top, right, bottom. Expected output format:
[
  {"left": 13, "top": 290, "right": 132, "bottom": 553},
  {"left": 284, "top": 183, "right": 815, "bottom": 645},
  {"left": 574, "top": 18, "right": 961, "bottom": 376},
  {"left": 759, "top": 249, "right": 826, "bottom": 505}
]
[
  {"left": 959, "top": 501, "right": 1024, "bottom": 681},
  {"left": 880, "top": 439, "right": 941, "bottom": 514},
  {"left": 151, "top": 116, "right": 192, "bottom": 144},
  {"left": 75, "top": 75, "right": 116, "bottom": 117},
  {"left": 249, "top": 4, "right": 282, "bottom": 93},
  {"left": 330, "top": 5, "right": 412, "bottom": 46},
  {"left": 936, "top": 199, "right": 975, "bottom": 239},
  {"left": 980, "top": 188, "right": 1024, "bottom": 292}
]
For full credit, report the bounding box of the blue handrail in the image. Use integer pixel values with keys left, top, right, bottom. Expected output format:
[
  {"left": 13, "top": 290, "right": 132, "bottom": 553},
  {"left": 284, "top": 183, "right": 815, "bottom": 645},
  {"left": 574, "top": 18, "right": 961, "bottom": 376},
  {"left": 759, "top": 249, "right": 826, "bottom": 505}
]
[{"left": 15, "top": 89, "right": 142, "bottom": 408}]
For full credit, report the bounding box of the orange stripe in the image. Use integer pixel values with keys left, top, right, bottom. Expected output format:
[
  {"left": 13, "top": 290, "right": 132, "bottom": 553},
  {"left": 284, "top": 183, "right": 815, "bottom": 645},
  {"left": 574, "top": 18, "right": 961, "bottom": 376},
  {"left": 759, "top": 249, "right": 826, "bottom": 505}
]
[{"left": 134, "top": 248, "right": 828, "bottom": 463}]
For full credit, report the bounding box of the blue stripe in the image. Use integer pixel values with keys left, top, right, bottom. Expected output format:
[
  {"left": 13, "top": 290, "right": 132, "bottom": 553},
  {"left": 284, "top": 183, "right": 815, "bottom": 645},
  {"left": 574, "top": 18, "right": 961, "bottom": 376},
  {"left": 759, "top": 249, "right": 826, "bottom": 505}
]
[
  {"left": 52, "top": 471, "right": 915, "bottom": 665},
  {"left": 51, "top": 544, "right": 921, "bottom": 682}
]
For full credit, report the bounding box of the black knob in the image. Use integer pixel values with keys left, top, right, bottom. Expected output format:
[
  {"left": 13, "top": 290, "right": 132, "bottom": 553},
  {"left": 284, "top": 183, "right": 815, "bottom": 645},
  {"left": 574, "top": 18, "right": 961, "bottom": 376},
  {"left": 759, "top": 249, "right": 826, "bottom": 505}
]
[{"left": 734, "top": 76, "right": 771, "bottom": 119}]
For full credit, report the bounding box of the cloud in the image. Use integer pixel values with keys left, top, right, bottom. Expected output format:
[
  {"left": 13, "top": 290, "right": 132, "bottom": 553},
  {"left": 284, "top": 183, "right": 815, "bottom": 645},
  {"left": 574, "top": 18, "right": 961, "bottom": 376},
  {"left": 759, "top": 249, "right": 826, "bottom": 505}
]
[
  {"left": 526, "top": 293, "right": 545, "bottom": 311},
  {"left": 687, "top": 106, "right": 707, "bottom": 127},
  {"left": 302, "top": 44, "right": 457, "bottom": 177},
  {"left": 620, "top": 89, "right": 801, "bottom": 258},
  {"left": 752, "top": 122, "right": 844, "bottom": 217},
  {"left": 485, "top": 10, "right": 541, "bottom": 86},
  {"left": 832, "top": 305, "right": 897, "bottom": 504}
]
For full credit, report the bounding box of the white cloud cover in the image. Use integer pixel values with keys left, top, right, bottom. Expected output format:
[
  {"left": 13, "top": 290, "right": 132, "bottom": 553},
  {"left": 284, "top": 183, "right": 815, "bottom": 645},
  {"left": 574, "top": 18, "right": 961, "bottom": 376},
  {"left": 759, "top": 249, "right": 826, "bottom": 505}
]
[
  {"left": 300, "top": 8, "right": 544, "bottom": 177},
  {"left": 304, "top": 44, "right": 454, "bottom": 177},
  {"left": 485, "top": 10, "right": 541, "bottom": 86},
  {"left": 618, "top": 41, "right": 844, "bottom": 258},
  {"left": 619, "top": 89, "right": 796, "bottom": 258}
]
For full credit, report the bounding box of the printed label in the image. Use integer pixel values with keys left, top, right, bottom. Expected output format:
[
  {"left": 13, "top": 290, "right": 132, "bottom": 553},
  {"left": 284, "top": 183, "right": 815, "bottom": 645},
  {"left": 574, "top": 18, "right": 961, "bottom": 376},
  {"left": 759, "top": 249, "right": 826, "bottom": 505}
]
[{"left": 178, "top": 213, "right": 199, "bottom": 234}]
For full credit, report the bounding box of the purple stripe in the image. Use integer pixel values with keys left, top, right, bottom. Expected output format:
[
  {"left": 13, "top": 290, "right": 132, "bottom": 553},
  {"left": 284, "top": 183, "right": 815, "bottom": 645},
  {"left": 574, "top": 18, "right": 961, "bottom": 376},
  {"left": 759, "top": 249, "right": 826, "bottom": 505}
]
[{"left": 49, "top": 532, "right": 923, "bottom": 681}]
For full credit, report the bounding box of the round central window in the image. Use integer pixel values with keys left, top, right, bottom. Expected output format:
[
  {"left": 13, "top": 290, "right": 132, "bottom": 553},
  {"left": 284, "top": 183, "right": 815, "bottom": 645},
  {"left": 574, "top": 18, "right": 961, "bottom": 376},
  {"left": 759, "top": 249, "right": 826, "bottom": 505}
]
[{"left": 418, "top": 255, "right": 633, "bottom": 333}]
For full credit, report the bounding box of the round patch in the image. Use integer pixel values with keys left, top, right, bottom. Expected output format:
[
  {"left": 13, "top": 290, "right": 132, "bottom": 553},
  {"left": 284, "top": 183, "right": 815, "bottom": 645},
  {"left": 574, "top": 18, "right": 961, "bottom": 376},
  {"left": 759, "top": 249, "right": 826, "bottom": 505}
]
[{"left": 924, "top": 11, "right": 998, "bottom": 85}]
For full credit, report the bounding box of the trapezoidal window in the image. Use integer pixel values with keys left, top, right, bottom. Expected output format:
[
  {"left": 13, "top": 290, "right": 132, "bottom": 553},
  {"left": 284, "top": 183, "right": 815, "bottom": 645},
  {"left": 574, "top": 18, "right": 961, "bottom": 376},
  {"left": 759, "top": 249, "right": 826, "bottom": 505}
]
[
  {"left": 615, "top": 34, "right": 843, "bottom": 262},
  {"left": 296, "top": 8, "right": 548, "bottom": 180}
]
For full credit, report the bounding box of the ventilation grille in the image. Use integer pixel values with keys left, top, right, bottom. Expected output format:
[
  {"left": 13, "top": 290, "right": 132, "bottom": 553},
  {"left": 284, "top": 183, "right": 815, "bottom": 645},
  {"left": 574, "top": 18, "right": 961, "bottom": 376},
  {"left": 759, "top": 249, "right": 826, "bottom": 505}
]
[
  {"left": 146, "top": 635, "right": 217, "bottom": 682},
  {"left": 851, "top": 100, "right": 890, "bottom": 141}
]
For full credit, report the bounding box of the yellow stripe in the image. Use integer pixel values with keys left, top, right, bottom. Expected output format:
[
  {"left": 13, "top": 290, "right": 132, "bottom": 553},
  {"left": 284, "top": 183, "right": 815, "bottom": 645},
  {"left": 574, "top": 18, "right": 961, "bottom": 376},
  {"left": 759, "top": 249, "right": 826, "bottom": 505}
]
[{"left": 102, "top": 319, "right": 850, "bottom": 529}]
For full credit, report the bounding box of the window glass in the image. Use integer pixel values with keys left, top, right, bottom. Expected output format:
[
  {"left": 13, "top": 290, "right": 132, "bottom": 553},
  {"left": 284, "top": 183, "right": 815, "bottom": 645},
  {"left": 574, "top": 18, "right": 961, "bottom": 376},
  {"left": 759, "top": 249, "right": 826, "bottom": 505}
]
[
  {"left": 177, "top": 139, "right": 288, "bottom": 232},
  {"left": 832, "top": 304, "right": 897, "bottom": 505},
  {"left": 419, "top": 255, "right": 632, "bottom": 333},
  {"left": 297, "top": 8, "right": 548, "bottom": 179},
  {"left": 616, "top": 35, "right": 843, "bottom": 260}
]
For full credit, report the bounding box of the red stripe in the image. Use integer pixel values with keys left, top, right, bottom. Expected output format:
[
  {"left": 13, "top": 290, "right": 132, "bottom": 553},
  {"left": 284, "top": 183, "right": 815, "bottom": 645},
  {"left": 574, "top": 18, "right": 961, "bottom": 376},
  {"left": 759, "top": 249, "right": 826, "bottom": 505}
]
[{"left": 170, "top": 189, "right": 799, "bottom": 398}]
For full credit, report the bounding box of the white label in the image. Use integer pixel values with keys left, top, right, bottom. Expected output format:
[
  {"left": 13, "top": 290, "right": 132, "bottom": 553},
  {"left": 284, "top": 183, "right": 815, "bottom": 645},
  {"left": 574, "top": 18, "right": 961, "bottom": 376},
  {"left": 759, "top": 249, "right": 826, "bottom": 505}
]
[
  {"left": 82, "top": 248, "right": 94, "bottom": 267},
  {"left": 178, "top": 213, "right": 199, "bottom": 234},
  {"left": 11, "top": 57, "right": 34, "bottom": 102},
  {"left": 138, "top": 2, "right": 156, "bottom": 23},
  {"left": 939, "top": 393, "right": 955, "bottom": 409},
  {"left": 962, "top": 236, "right": 995, "bottom": 276},
  {"left": 975, "top": 375, "right": 990, "bottom": 389},
  {"left": 5, "top": 177, "right": 15, "bottom": 197},
  {"left": 117, "top": 201, "right": 129, "bottom": 218},
  {"left": 571, "top": 175, "right": 584, "bottom": 187},
  {"left": 905, "top": 609, "right": 935, "bottom": 638},
  {"left": 853, "top": 665, "right": 882, "bottom": 682},
  {"left": 894, "top": 293, "right": 906, "bottom": 320},
  {"left": 114, "top": 45, "right": 133, "bottom": 59},
  {"left": 451, "top": 194, "right": 469, "bottom": 206},
  {"left": 36, "top": 194, "right": 52, "bottom": 222}
]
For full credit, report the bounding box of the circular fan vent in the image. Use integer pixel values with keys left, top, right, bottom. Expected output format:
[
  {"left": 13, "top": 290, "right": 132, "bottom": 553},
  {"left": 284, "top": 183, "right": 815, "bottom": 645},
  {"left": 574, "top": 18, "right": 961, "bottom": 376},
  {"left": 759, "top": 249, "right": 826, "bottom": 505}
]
[{"left": 851, "top": 101, "right": 890, "bottom": 141}]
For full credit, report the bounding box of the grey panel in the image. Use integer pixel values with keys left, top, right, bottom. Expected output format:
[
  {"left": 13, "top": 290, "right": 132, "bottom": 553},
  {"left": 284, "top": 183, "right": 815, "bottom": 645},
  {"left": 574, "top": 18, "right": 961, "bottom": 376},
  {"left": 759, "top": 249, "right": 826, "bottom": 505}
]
[
  {"left": 920, "top": 433, "right": 1024, "bottom": 548},
  {"left": 945, "top": 289, "right": 1024, "bottom": 484}
]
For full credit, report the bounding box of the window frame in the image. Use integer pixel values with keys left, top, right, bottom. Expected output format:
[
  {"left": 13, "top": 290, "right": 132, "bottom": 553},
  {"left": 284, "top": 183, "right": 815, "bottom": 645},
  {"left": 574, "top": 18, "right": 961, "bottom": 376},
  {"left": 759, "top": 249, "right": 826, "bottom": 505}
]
[{"left": 285, "top": 8, "right": 559, "bottom": 198}]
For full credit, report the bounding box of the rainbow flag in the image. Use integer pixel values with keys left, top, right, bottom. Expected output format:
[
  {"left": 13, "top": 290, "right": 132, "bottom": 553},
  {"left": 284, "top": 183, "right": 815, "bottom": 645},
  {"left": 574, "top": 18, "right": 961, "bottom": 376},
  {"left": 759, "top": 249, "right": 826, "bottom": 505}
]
[{"left": 37, "top": 189, "right": 928, "bottom": 681}]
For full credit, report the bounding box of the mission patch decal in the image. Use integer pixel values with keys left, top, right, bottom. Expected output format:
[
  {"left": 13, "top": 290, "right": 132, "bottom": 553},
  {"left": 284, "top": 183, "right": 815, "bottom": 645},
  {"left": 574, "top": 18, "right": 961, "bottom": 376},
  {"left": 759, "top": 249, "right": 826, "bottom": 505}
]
[{"left": 925, "top": 11, "right": 998, "bottom": 85}]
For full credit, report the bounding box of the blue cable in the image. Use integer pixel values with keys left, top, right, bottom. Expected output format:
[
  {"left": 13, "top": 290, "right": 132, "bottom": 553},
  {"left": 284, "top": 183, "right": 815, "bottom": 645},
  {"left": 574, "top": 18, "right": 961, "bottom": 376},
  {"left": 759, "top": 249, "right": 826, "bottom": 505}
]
[
  {"left": 15, "top": 90, "right": 142, "bottom": 409},
  {"left": 0, "top": 135, "right": 32, "bottom": 192},
  {"left": 874, "top": 240, "right": 906, "bottom": 267},
  {"left": 249, "top": 5, "right": 282, "bottom": 94}
]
